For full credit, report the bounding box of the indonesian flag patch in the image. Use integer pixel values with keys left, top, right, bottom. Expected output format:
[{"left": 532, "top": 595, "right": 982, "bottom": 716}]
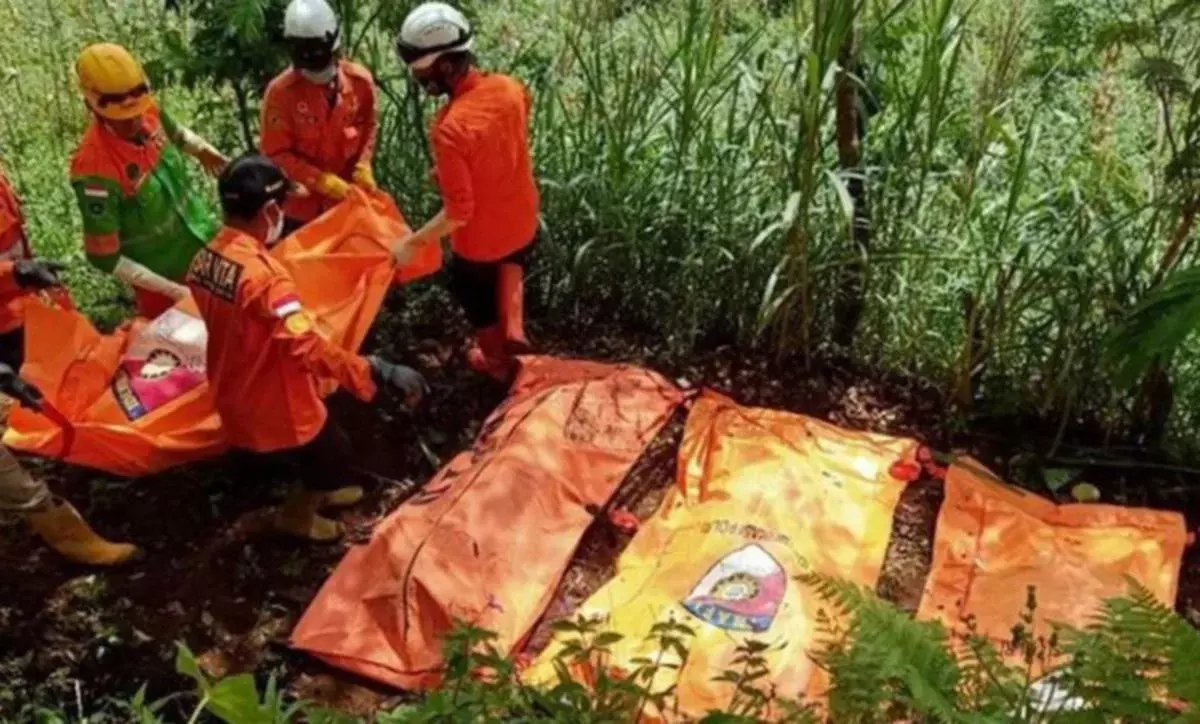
[{"left": 272, "top": 293, "right": 302, "bottom": 319}]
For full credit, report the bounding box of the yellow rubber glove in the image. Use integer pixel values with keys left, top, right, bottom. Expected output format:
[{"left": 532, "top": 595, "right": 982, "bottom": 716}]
[
  {"left": 314, "top": 173, "right": 350, "bottom": 200},
  {"left": 352, "top": 163, "right": 377, "bottom": 191}
]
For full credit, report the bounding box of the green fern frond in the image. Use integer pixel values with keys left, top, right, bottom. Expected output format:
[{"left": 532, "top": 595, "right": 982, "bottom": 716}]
[
  {"left": 1051, "top": 579, "right": 1200, "bottom": 720},
  {"left": 799, "top": 572, "right": 874, "bottom": 618},
  {"left": 1115, "top": 580, "right": 1200, "bottom": 707},
  {"left": 805, "top": 573, "right": 965, "bottom": 721}
]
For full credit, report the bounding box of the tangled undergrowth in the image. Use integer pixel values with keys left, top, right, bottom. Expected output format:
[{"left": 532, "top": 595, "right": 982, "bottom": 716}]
[{"left": 27, "top": 576, "right": 1199, "bottom": 723}]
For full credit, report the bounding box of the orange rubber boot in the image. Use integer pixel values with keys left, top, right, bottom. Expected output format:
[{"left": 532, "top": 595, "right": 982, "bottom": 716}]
[
  {"left": 466, "top": 326, "right": 509, "bottom": 381},
  {"left": 497, "top": 263, "right": 531, "bottom": 360}
]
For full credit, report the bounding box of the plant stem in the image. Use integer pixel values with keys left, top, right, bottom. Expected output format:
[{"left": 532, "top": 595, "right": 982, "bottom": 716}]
[{"left": 185, "top": 695, "right": 209, "bottom": 724}]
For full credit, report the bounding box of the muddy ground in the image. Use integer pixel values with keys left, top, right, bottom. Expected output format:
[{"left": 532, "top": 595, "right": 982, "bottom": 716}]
[{"left": 1, "top": 288, "right": 1197, "bottom": 719}]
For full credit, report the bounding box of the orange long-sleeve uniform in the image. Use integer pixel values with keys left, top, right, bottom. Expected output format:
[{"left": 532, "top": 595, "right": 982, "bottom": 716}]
[
  {"left": 0, "top": 261, "right": 25, "bottom": 307},
  {"left": 186, "top": 226, "right": 376, "bottom": 452},
  {"left": 0, "top": 170, "right": 34, "bottom": 335},
  {"left": 260, "top": 60, "right": 378, "bottom": 224},
  {"left": 433, "top": 69, "right": 540, "bottom": 262}
]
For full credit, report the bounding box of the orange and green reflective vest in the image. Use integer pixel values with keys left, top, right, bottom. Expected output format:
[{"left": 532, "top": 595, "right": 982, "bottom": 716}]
[{"left": 69, "top": 105, "right": 217, "bottom": 282}]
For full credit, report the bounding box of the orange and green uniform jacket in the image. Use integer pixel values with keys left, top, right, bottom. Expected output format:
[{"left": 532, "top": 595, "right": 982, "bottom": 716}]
[
  {"left": 432, "top": 69, "right": 540, "bottom": 262},
  {"left": 186, "top": 226, "right": 377, "bottom": 452},
  {"left": 69, "top": 105, "right": 217, "bottom": 286},
  {"left": 0, "top": 169, "right": 34, "bottom": 335},
  {"left": 260, "top": 59, "right": 378, "bottom": 224}
]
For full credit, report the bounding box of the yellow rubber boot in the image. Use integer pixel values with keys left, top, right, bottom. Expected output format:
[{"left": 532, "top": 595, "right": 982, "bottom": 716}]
[
  {"left": 321, "top": 486, "right": 364, "bottom": 509},
  {"left": 26, "top": 498, "right": 140, "bottom": 566},
  {"left": 275, "top": 490, "right": 343, "bottom": 542}
]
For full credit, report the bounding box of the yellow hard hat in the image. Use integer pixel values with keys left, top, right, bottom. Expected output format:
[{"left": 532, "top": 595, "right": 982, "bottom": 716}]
[{"left": 75, "top": 43, "right": 153, "bottom": 120}]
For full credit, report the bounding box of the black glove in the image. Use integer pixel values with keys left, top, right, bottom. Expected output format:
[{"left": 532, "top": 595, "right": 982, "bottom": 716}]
[
  {"left": 14, "top": 260, "right": 65, "bottom": 290},
  {"left": 0, "top": 363, "right": 43, "bottom": 410},
  {"left": 367, "top": 356, "right": 429, "bottom": 405}
]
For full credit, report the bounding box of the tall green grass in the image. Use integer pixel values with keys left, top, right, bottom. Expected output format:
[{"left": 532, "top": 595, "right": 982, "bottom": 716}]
[{"left": 1, "top": 0, "right": 1197, "bottom": 449}]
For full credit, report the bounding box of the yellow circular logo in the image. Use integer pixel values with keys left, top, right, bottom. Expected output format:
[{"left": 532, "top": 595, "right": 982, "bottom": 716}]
[{"left": 284, "top": 311, "right": 312, "bottom": 335}]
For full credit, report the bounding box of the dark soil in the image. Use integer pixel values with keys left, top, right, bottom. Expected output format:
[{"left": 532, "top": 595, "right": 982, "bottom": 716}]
[{"left": 1, "top": 287, "right": 1197, "bottom": 719}]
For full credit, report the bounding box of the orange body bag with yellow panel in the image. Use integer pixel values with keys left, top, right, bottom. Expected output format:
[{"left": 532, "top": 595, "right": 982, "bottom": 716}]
[{"left": 527, "top": 391, "right": 919, "bottom": 719}]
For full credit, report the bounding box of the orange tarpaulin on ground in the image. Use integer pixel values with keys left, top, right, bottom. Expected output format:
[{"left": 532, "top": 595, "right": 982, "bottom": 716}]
[
  {"left": 291, "top": 357, "right": 683, "bottom": 690},
  {"left": 4, "top": 190, "right": 429, "bottom": 478},
  {"left": 527, "top": 391, "right": 919, "bottom": 718},
  {"left": 916, "top": 460, "right": 1188, "bottom": 668}
]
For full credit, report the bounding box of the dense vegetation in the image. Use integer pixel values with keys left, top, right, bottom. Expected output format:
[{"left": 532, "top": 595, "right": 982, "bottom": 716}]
[
  {"left": 2, "top": 0, "right": 1199, "bottom": 721},
  {"left": 30, "top": 578, "right": 1200, "bottom": 722},
  {"left": 4, "top": 0, "right": 1200, "bottom": 450}
]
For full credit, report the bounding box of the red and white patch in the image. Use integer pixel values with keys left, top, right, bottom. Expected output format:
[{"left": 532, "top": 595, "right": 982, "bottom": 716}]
[{"left": 271, "top": 294, "right": 302, "bottom": 319}]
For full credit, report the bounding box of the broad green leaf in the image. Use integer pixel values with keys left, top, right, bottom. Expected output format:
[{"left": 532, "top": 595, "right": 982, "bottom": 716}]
[
  {"left": 594, "top": 632, "right": 625, "bottom": 647},
  {"left": 1104, "top": 267, "right": 1200, "bottom": 385},
  {"left": 1130, "top": 57, "right": 1190, "bottom": 95},
  {"left": 1042, "top": 467, "right": 1080, "bottom": 493},
  {"left": 206, "top": 674, "right": 266, "bottom": 724},
  {"left": 174, "top": 643, "right": 209, "bottom": 693}
]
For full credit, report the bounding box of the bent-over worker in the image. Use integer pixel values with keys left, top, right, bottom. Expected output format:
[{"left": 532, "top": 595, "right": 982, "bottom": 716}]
[
  {"left": 187, "top": 154, "right": 427, "bottom": 542},
  {"left": 396, "top": 3, "right": 540, "bottom": 381},
  {"left": 70, "top": 43, "right": 227, "bottom": 320}
]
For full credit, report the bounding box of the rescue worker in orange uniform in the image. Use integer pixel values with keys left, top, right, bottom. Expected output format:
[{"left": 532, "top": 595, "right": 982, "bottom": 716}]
[
  {"left": 70, "top": 43, "right": 228, "bottom": 320},
  {"left": 187, "top": 154, "right": 427, "bottom": 542},
  {"left": 0, "top": 165, "right": 68, "bottom": 371},
  {"left": 261, "top": 0, "right": 378, "bottom": 235},
  {"left": 396, "top": 3, "right": 539, "bottom": 381}
]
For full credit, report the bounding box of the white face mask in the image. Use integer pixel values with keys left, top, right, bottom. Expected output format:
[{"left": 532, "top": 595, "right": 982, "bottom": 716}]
[
  {"left": 300, "top": 65, "right": 336, "bottom": 84},
  {"left": 266, "top": 206, "right": 285, "bottom": 247}
]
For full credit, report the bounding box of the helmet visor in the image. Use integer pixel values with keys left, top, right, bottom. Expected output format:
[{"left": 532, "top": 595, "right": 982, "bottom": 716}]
[
  {"left": 91, "top": 83, "right": 153, "bottom": 120},
  {"left": 396, "top": 41, "right": 428, "bottom": 66},
  {"left": 396, "top": 29, "right": 473, "bottom": 67}
]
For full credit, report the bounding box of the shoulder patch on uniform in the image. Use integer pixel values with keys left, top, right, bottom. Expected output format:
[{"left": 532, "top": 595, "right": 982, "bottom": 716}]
[
  {"left": 272, "top": 293, "right": 303, "bottom": 319},
  {"left": 188, "top": 247, "right": 243, "bottom": 302},
  {"left": 283, "top": 311, "right": 312, "bottom": 335}
]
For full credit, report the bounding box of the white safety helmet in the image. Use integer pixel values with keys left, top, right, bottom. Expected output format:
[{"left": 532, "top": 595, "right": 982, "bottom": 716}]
[
  {"left": 284, "top": 0, "right": 341, "bottom": 79},
  {"left": 397, "top": 2, "right": 474, "bottom": 72}
]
